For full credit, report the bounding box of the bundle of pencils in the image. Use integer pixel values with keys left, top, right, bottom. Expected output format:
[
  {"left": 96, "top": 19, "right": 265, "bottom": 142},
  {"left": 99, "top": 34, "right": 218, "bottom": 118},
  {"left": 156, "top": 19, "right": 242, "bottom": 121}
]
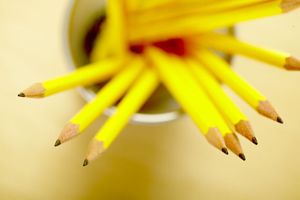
[{"left": 19, "top": 0, "right": 300, "bottom": 166}]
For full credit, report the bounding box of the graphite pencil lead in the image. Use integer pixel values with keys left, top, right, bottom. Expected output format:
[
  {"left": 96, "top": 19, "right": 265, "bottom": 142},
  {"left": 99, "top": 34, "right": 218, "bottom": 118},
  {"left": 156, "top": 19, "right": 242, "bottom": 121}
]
[
  {"left": 285, "top": 56, "right": 300, "bottom": 70},
  {"left": 54, "top": 139, "right": 61, "bottom": 147},
  {"left": 83, "top": 159, "right": 89, "bottom": 167},
  {"left": 252, "top": 137, "right": 258, "bottom": 145},
  {"left": 18, "top": 92, "right": 25, "bottom": 97},
  {"left": 277, "top": 116, "right": 284, "bottom": 124},
  {"left": 239, "top": 153, "right": 246, "bottom": 161},
  {"left": 222, "top": 148, "right": 229, "bottom": 155}
]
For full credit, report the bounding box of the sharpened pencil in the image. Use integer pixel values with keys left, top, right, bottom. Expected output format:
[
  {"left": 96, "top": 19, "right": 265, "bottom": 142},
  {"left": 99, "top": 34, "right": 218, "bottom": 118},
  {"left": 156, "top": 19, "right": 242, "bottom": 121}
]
[
  {"left": 194, "top": 49, "right": 283, "bottom": 123},
  {"left": 106, "top": 0, "right": 127, "bottom": 57},
  {"left": 147, "top": 47, "right": 231, "bottom": 154},
  {"left": 18, "top": 0, "right": 300, "bottom": 165},
  {"left": 18, "top": 58, "right": 124, "bottom": 98},
  {"left": 54, "top": 57, "right": 144, "bottom": 146},
  {"left": 131, "top": 0, "right": 268, "bottom": 26},
  {"left": 187, "top": 59, "right": 257, "bottom": 144},
  {"left": 129, "top": 0, "right": 300, "bottom": 42},
  {"left": 90, "top": 23, "right": 112, "bottom": 62},
  {"left": 197, "top": 32, "right": 300, "bottom": 70},
  {"left": 84, "top": 68, "right": 159, "bottom": 165}
]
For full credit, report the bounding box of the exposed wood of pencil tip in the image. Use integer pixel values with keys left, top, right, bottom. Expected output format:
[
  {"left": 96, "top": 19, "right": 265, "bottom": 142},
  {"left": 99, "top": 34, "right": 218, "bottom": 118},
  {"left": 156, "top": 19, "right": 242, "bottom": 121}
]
[
  {"left": 257, "top": 100, "right": 283, "bottom": 124},
  {"left": 284, "top": 56, "right": 300, "bottom": 70},
  {"left": 205, "top": 128, "right": 228, "bottom": 155},
  {"left": 281, "top": 0, "right": 300, "bottom": 12},
  {"left": 234, "top": 120, "right": 257, "bottom": 145},
  {"left": 54, "top": 123, "right": 80, "bottom": 146},
  {"left": 224, "top": 133, "right": 245, "bottom": 161},
  {"left": 18, "top": 83, "right": 45, "bottom": 98},
  {"left": 83, "top": 139, "right": 105, "bottom": 167}
]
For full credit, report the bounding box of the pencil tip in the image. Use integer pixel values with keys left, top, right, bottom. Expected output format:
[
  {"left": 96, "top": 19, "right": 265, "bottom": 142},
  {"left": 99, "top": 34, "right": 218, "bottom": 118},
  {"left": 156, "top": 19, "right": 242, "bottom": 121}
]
[
  {"left": 252, "top": 137, "right": 258, "bottom": 145},
  {"left": 222, "top": 148, "right": 229, "bottom": 155},
  {"left": 277, "top": 117, "right": 284, "bottom": 124},
  {"left": 83, "top": 159, "right": 89, "bottom": 167},
  {"left": 281, "top": 1, "right": 300, "bottom": 13},
  {"left": 239, "top": 153, "right": 246, "bottom": 161},
  {"left": 285, "top": 56, "right": 300, "bottom": 70},
  {"left": 54, "top": 139, "right": 61, "bottom": 147},
  {"left": 18, "top": 92, "right": 25, "bottom": 97}
]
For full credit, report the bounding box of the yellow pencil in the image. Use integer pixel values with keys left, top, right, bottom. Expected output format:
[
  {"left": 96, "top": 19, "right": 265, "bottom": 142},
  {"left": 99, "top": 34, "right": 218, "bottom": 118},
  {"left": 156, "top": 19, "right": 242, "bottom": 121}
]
[
  {"left": 54, "top": 57, "right": 144, "bottom": 146},
  {"left": 187, "top": 59, "right": 257, "bottom": 144},
  {"left": 129, "top": 0, "right": 300, "bottom": 42},
  {"left": 132, "top": 0, "right": 223, "bottom": 13},
  {"left": 106, "top": 0, "right": 127, "bottom": 57},
  {"left": 131, "top": 0, "right": 267, "bottom": 26},
  {"left": 18, "top": 58, "right": 124, "bottom": 98},
  {"left": 90, "top": 23, "right": 112, "bottom": 62},
  {"left": 147, "top": 47, "right": 231, "bottom": 155},
  {"left": 197, "top": 32, "right": 300, "bottom": 70},
  {"left": 148, "top": 48, "right": 246, "bottom": 159},
  {"left": 83, "top": 67, "right": 159, "bottom": 166},
  {"left": 194, "top": 49, "right": 283, "bottom": 123}
]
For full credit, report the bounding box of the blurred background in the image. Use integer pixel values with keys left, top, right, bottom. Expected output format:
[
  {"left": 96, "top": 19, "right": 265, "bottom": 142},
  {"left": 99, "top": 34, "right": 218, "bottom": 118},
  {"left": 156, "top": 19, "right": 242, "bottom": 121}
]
[{"left": 1, "top": 0, "right": 300, "bottom": 199}]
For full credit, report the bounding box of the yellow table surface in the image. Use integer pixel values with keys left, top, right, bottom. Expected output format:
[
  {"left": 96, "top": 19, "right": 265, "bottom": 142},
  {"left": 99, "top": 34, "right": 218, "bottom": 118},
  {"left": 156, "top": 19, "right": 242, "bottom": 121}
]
[{"left": 1, "top": 0, "right": 300, "bottom": 199}]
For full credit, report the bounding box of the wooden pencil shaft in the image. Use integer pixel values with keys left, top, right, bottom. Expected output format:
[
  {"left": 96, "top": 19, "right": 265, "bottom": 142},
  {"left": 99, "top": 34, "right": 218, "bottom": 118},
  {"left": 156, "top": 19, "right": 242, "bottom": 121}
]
[
  {"left": 94, "top": 68, "right": 159, "bottom": 148},
  {"left": 198, "top": 33, "right": 290, "bottom": 69},
  {"left": 194, "top": 49, "right": 281, "bottom": 122},
  {"left": 194, "top": 49, "right": 266, "bottom": 109},
  {"left": 131, "top": 0, "right": 268, "bottom": 26},
  {"left": 20, "top": 58, "right": 124, "bottom": 98},
  {"left": 106, "top": 0, "right": 127, "bottom": 56},
  {"left": 90, "top": 23, "right": 112, "bottom": 62},
  {"left": 188, "top": 59, "right": 247, "bottom": 125},
  {"left": 44, "top": 59, "right": 125, "bottom": 96},
  {"left": 70, "top": 58, "right": 144, "bottom": 132},
  {"left": 147, "top": 47, "right": 231, "bottom": 136},
  {"left": 129, "top": 1, "right": 284, "bottom": 42},
  {"left": 85, "top": 68, "right": 159, "bottom": 163},
  {"left": 188, "top": 59, "right": 256, "bottom": 142}
]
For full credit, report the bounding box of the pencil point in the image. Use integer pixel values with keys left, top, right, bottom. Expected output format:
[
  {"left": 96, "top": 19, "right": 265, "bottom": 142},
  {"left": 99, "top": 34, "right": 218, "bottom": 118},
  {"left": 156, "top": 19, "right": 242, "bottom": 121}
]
[
  {"left": 85, "top": 139, "right": 105, "bottom": 165},
  {"left": 239, "top": 153, "right": 246, "bottom": 161},
  {"left": 83, "top": 159, "right": 89, "bottom": 167},
  {"left": 18, "top": 92, "right": 25, "bottom": 97},
  {"left": 277, "top": 117, "right": 284, "bottom": 124},
  {"left": 281, "top": 0, "right": 300, "bottom": 13},
  {"left": 57, "top": 123, "right": 80, "bottom": 144},
  {"left": 19, "top": 83, "right": 45, "bottom": 98},
  {"left": 224, "top": 133, "right": 244, "bottom": 159},
  {"left": 285, "top": 56, "right": 300, "bottom": 70},
  {"left": 252, "top": 137, "right": 258, "bottom": 145},
  {"left": 222, "top": 148, "right": 229, "bottom": 155},
  {"left": 54, "top": 139, "right": 61, "bottom": 147},
  {"left": 235, "top": 120, "right": 256, "bottom": 144}
]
